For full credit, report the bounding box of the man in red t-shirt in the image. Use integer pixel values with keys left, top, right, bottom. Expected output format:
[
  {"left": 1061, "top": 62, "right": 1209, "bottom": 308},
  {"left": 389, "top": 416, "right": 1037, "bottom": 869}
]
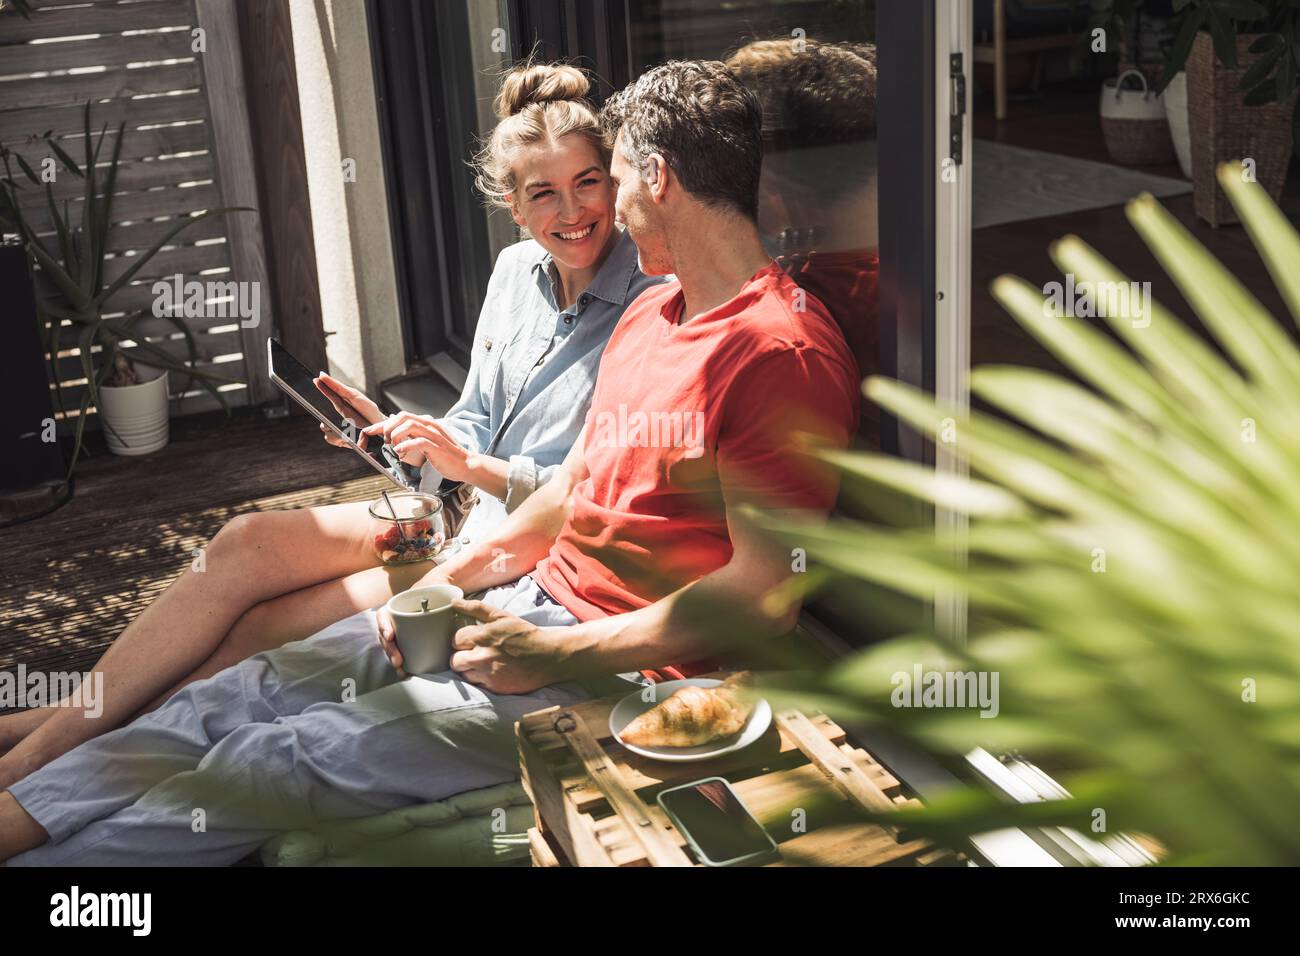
[{"left": 381, "top": 60, "right": 860, "bottom": 690}]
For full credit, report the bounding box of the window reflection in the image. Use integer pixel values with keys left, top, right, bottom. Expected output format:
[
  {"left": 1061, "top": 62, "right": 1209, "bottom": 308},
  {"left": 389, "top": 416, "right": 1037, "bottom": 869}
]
[
  {"left": 727, "top": 38, "right": 880, "bottom": 445},
  {"left": 626, "top": 3, "right": 880, "bottom": 444}
]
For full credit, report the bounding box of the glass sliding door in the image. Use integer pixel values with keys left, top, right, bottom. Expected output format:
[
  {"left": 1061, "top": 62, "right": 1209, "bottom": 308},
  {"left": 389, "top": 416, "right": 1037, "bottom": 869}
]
[{"left": 625, "top": 0, "right": 884, "bottom": 446}]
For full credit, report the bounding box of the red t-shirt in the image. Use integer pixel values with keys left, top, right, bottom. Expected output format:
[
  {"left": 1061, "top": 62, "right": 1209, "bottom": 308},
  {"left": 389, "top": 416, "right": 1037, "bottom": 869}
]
[
  {"left": 533, "top": 262, "right": 860, "bottom": 682},
  {"left": 781, "top": 249, "right": 881, "bottom": 448}
]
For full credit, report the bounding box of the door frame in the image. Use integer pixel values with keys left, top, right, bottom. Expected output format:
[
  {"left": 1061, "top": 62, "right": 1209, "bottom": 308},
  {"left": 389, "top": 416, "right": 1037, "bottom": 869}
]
[{"left": 933, "top": 0, "right": 973, "bottom": 647}]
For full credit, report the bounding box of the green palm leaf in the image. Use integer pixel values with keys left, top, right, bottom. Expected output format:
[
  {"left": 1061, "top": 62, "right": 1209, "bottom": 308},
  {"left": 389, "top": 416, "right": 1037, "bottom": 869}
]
[{"left": 769, "top": 166, "right": 1300, "bottom": 865}]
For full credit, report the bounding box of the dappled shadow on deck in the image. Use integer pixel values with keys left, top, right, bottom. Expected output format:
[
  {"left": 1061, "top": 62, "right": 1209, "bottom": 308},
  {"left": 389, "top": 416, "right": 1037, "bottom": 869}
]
[{"left": 0, "top": 410, "right": 389, "bottom": 679}]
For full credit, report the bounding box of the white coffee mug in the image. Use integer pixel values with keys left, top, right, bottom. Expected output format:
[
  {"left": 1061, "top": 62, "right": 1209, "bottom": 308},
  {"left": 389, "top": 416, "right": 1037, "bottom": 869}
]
[{"left": 386, "top": 584, "right": 467, "bottom": 674}]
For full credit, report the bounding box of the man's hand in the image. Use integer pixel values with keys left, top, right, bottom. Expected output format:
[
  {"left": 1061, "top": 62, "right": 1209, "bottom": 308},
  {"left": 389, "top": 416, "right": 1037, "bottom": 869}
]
[
  {"left": 361, "top": 412, "right": 472, "bottom": 479},
  {"left": 448, "top": 599, "right": 568, "bottom": 695}
]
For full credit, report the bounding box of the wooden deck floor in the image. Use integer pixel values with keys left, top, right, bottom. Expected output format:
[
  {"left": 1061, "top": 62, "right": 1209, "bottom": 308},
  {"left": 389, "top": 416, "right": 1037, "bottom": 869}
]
[{"left": 0, "top": 410, "right": 389, "bottom": 679}]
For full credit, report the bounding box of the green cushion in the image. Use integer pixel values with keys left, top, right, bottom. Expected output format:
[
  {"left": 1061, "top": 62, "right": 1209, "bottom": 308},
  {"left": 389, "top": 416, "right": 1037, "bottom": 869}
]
[{"left": 259, "top": 781, "right": 534, "bottom": 867}]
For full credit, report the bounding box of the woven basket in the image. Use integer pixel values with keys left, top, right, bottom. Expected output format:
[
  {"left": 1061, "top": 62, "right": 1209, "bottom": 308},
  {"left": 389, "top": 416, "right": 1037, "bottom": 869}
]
[
  {"left": 1100, "top": 69, "right": 1177, "bottom": 166},
  {"left": 1187, "top": 31, "right": 1298, "bottom": 227}
]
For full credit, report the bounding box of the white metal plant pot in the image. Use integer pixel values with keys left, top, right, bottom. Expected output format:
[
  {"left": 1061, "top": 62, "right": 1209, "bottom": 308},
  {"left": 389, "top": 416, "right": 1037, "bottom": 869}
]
[{"left": 97, "top": 367, "right": 170, "bottom": 456}]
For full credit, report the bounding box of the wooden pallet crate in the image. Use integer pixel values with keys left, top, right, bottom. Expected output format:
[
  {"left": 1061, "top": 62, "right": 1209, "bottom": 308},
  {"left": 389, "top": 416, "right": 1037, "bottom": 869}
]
[{"left": 517, "top": 671, "right": 964, "bottom": 867}]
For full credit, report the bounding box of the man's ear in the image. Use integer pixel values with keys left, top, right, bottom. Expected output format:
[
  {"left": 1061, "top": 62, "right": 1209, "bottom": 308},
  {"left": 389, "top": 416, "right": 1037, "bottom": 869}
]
[{"left": 645, "top": 152, "right": 670, "bottom": 204}]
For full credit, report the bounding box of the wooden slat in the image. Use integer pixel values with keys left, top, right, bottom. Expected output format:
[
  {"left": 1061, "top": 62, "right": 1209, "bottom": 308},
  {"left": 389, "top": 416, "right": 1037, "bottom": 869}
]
[
  {"left": 7, "top": 0, "right": 185, "bottom": 9},
  {"left": 769, "top": 824, "right": 939, "bottom": 867},
  {"left": 731, "top": 759, "right": 896, "bottom": 836},
  {"left": 549, "top": 709, "right": 693, "bottom": 867},
  {"left": 33, "top": 239, "right": 230, "bottom": 296},
  {"left": 48, "top": 122, "right": 211, "bottom": 165},
  {"left": 51, "top": 348, "right": 245, "bottom": 385},
  {"left": 0, "top": 89, "right": 208, "bottom": 143},
  {"left": 47, "top": 382, "right": 246, "bottom": 421},
  {"left": 96, "top": 262, "right": 238, "bottom": 317},
  {"left": 46, "top": 320, "right": 244, "bottom": 354},
  {"left": 8, "top": 151, "right": 215, "bottom": 206},
  {"left": 590, "top": 814, "right": 658, "bottom": 866},
  {"left": 50, "top": 327, "right": 250, "bottom": 366},
  {"left": 0, "top": 29, "right": 196, "bottom": 76},
  {"left": 526, "top": 827, "right": 561, "bottom": 868},
  {"left": 94, "top": 208, "right": 226, "bottom": 256},
  {"left": 20, "top": 181, "right": 220, "bottom": 233},
  {"left": 0, "top": 0, "right": 193, "bottom": 44},
  {"left": 0, "top": 61, "right": 204, "bottom": 113},
  {"left": 775, "top": 709, "right": 898, "bottom": 815},
  {"left": 516, "top": 722, "right": 619, "bottom": 868},
  {"left": 101, "top": 238, "right": 230, "bottom": 285}
]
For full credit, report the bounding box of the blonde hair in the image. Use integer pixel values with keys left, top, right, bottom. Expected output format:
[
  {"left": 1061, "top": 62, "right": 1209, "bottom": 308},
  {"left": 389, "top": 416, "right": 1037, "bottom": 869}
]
[{"left": 472, "top": 61, "right": 608, "bottom": 209}]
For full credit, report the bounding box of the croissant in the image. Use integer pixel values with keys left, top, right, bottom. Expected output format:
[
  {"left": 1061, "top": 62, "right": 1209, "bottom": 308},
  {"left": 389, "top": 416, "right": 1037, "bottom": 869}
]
[{"left": 618, "top": 672, "right": 756, "bottom": 748}]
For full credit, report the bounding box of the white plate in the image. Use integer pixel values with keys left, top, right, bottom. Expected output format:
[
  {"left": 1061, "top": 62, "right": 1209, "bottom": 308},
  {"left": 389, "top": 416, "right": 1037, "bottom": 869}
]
[{"left": 608, "top": 678, "right": 772, "bottom": 763}]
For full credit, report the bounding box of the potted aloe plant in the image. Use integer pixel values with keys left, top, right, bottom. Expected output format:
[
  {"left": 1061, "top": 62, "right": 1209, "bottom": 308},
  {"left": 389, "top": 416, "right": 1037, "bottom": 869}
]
[
  {"left": 0, "top": 104, "right": 248, "bottom": 474},
  {"left": 742, "top": 166, "right": 1300, "bottom": 865}
]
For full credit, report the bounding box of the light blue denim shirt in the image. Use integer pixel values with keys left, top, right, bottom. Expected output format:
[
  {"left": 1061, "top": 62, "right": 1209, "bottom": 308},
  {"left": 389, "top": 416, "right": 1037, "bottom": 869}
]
[{"left": 420, "top": 228, "right": 662, "bottom": 544}]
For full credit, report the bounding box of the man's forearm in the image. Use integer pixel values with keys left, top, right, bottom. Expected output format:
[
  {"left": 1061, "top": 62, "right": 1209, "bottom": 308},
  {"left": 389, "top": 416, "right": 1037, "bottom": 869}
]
[
  {"left": 555, "top": 561, "right": 799, "bottom": 677},
  {"left": 427, "top": 469, "right": 573, "bottom": 593}
]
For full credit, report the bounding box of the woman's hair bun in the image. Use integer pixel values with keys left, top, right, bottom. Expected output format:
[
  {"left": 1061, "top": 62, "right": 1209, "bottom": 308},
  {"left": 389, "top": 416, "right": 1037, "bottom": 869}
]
[{"left": 494, "top": 62, "right": 592, "bottom": 119}]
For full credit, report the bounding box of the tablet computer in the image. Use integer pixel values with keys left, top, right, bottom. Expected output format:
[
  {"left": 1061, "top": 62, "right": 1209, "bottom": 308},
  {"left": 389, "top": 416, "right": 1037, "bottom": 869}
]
[{"left": 266, "top": 338, "right": 415, "bottom": 490}]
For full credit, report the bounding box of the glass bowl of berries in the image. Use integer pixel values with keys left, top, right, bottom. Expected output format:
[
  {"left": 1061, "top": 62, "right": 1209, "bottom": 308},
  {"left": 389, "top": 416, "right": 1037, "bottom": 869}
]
[{"left": 367, "top": 492, "right": 446, "bottom": 566}]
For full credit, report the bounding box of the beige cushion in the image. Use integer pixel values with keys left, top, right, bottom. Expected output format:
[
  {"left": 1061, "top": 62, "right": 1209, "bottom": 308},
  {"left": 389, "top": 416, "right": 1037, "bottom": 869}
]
[{"left": 260, "top": 781, "right": 534, "bottom": 866}]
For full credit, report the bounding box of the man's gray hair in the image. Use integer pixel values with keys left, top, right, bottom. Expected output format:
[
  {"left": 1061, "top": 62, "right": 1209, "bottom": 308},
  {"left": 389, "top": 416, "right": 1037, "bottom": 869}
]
[{"left": 601, "top": 60, "right": 763, "bottom": 220}]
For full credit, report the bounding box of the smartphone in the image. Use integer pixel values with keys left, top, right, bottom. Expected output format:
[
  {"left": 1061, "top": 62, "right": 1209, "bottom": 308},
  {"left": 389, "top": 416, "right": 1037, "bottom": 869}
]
[
  {"left": 266, "top": 338, "right": 414, "bottom": 490},
  {"left": 656, "top": 776, "right": 780, "bottom": 867}
]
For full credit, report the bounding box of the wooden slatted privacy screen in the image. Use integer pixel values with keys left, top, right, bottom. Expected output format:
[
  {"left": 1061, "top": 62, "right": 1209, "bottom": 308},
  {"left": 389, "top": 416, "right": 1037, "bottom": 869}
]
[{"left": 0, "top": 0, "right": 274, "bottom": 421}]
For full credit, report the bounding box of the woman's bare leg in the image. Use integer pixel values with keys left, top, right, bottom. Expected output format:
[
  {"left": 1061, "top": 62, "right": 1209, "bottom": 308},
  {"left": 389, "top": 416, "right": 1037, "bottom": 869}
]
[
  {"left": 0, "top": 500, "right": 380, "bottom": 788},
  {"left": 132, "top": 558, "right": 435, "bottom": 718}
]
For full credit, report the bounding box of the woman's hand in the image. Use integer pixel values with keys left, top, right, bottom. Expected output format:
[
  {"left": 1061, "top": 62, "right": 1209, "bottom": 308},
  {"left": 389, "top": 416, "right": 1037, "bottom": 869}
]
[
  {"left": 361, "top": 412, "right": 473, "bottom": 481},
  {"left": 375, "top": 605, "right": 408, "bottom": 679},
  {"left": 314, "top": 372, "right": 385, "bottom": 448}
]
